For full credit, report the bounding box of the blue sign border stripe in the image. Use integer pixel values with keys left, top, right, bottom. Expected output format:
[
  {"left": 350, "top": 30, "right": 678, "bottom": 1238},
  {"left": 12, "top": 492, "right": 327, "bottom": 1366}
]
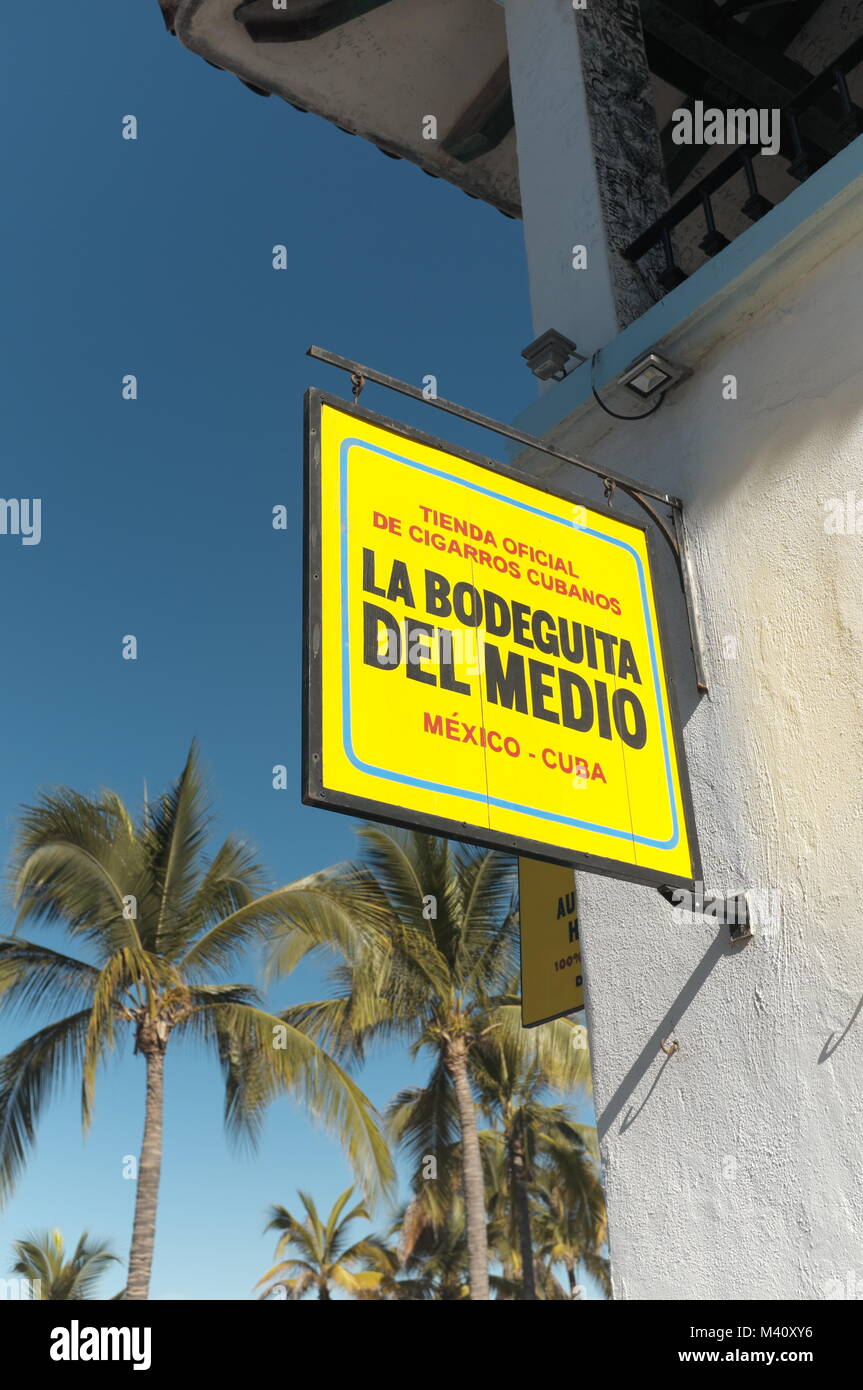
[{"left": 337, "top": 436, "right": 680, "bottom": 851}]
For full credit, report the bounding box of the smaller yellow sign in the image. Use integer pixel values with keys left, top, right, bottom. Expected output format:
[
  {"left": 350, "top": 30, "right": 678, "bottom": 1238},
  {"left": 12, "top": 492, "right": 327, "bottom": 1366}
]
[{"left": 519, "top": 858, "right": 584, "bottom": 1028}]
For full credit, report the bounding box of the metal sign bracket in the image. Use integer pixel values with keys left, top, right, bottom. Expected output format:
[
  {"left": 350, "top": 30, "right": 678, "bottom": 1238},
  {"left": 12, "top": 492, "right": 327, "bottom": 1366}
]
[{"left": 306, "top": 345, "right": 709, "bottom": 694}]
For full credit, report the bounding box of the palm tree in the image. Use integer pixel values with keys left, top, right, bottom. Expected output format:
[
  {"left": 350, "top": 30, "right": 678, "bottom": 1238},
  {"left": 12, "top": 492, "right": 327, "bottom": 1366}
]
[
  {"left": 0, "top": 745, "right": 393, "bottom": 1300},
  {"left": 478, "top": 1130, "right": 520, "bottom": 1296},
  {"left": 266, "top": 827, "right": 522, "bottom": 1300},
  {"left": 534, "top": 1127, "right": 610, "bottom": 1298},
  {"left": 10, "top": 1229, "right": 120, "bottom": 1300},
  {"left": 384, "top": 993, "right": 590, "bottom": 1299},
  {"left": 345, "top": 1235, "right": 404, "bottom": 1301},
  {"left": 255, "top": 1187, "right": 385, "bottom": 1300},
  {"left": 395, "top": 1197, "right": 470, "bottom": 1301},
  {"left": 472, "top": 1024, "right": 592, "bottom": 1300}
]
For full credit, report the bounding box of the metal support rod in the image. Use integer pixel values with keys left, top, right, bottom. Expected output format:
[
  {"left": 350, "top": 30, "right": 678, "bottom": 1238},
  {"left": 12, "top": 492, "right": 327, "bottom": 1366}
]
[
  {"left": 671, "top": 505, "right": 709, "bottom": 694},
  {"left": 742, "top": 152, "right": 759, "bottom": 198},
  {"left": 307, "top": 344, "right": 709, "bottom": 695},
  {"left": 834, "top": 67, "right": 853, "bottom": 118},
  {"left": 307, "top": 345, "right": 681, "bottom": 508},
  {"left": 787, "top": 110, "right": 805, "bottom": 160}
]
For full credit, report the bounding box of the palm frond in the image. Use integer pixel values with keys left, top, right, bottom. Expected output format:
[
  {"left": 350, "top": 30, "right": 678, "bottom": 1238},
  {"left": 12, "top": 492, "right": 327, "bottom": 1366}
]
[
  {"left": 486, "top": 1004, "right": 593, "bottom": 1096},
  {"left": 204, "top": 1002, "right": 395, "bottom": 1201},
  {"left": 454, "top": 845, "right": 517, "bottom": 983},
  {"left": 181, "top": 885, "right": 330, "bottom": 978},
  {"left": 12, "top": 839, "right": 145, "bottom": 961},
  {"left": 354, "top": 826, "right": 429, "bottom": 928},
  {"left": 81, "top": 949, "right": 150, "bottom": 1129},
  {"left": 386, "top": 1059, "right": 459, "bottom": 1172},
  {"left": 172, "top": 835, "right": 267, "bottom": 967},
  {"left": 147, "top": 743, "right": 212, "bottom": 953},
  {"left": 262, "top": 877, "right": 381, "bottom": 984},
  {"left": 0, "top": 939, "right": 100, "bottom": 1020},
  {"left": 0, "top": 1012, "right": 92, "bottom": 1205}
]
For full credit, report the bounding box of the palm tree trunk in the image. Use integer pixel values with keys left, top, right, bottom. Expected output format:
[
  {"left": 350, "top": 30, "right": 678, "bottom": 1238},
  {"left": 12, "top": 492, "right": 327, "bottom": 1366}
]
[
  {"left": 509, "top": 1121, "right": 536, "bottom": 1300},
  {"left": 444, "top": 1038, "right": 489, "bottom": 1301},
  {"left": 126, "top": 1041, "right": 166, "bottom": 1299}
]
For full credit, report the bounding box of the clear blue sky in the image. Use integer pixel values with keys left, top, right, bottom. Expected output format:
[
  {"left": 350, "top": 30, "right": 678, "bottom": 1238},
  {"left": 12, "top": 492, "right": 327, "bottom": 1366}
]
[{"left": 0, "top": 1, "right": 596, "bottom": 1299}]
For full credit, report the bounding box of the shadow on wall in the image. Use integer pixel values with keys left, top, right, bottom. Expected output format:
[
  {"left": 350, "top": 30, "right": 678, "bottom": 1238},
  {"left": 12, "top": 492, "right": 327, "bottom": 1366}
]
[
  {"left": 594, "top": 928, "right": 740, "bottom": 1142},
  {"left": 819, "top": 994, "right": 863, "bottom": 1062}
]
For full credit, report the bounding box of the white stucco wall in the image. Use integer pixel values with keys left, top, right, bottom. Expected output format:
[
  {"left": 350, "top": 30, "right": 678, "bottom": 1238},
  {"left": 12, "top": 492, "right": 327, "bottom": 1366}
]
[{"left": 518, "top": 181, "right": 863, "bottom": 1299}]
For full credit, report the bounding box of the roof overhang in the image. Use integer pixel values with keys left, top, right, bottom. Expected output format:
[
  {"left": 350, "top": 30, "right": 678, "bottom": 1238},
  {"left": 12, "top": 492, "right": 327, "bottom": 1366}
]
[
  {"left": 172, "top": 0, "right": 520, "bottom": 218},
  {"left": 165, "top": 1, "right": 853, "bottom": 236}
]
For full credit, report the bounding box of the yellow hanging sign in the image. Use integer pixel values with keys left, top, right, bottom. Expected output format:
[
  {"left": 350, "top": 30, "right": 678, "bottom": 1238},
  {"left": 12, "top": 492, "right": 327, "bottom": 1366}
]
[{"left": 304, "top": 391, "right": 700, "bottom": 888}]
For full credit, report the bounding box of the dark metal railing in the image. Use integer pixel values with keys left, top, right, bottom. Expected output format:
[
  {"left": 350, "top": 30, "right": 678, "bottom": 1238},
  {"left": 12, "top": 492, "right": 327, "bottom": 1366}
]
[{"left": 624, "top": 35, "right": 863, "bottom": 287}]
